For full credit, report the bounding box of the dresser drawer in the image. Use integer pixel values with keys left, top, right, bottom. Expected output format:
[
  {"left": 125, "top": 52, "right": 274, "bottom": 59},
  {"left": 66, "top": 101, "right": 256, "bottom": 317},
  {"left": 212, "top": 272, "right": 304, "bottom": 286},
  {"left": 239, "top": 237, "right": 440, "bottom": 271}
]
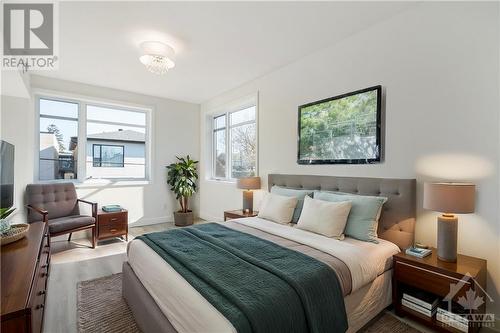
[
  {"left": 98, "top": 222, "right": 127, "bottom": 238},
  {"left": 29, "top": 235, "right": 49, "bottom": 333},
  {"left": 99, "top": 212, "right": 127, "bottom": 226},
  {"left": 30, "top": 268, "right": 48, "bottom": 333},
  {"left": 395, "top": 261, "right": 471, "bottom": 299}
]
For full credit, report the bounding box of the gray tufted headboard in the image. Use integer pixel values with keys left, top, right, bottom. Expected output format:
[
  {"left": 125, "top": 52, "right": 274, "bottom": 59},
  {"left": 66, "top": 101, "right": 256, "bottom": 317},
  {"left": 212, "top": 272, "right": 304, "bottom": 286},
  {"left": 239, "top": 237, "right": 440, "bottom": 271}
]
[{"left": 268, "top": 174, "right": 416, "bottom": 249}]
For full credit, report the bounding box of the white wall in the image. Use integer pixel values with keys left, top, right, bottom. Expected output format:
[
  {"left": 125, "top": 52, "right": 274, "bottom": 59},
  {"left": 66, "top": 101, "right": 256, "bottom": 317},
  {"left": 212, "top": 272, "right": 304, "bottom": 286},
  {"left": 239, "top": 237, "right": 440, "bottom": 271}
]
[
  {"left": 200, "top": 2, "right": 500, "bottom": 317},
  {"left": 1, "top": 96, "right": 35, "bottom": 223},
  {"left": 1, "top": 75, "right": 200, "bottom": 229}
]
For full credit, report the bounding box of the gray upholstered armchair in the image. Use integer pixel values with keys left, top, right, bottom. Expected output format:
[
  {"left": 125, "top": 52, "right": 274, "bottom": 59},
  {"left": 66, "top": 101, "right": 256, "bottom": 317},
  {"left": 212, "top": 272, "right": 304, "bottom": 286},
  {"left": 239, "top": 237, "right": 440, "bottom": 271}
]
[{"left": 25, "top": 183, "right": 97, "bottom": 248}]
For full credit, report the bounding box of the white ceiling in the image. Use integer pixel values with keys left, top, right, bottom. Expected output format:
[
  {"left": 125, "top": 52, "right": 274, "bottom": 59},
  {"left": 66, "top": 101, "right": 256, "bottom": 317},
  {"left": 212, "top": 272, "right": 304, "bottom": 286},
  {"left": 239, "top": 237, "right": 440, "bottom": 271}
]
[{"left": 34, "top": 2, "right": 414, "bottom": 104}]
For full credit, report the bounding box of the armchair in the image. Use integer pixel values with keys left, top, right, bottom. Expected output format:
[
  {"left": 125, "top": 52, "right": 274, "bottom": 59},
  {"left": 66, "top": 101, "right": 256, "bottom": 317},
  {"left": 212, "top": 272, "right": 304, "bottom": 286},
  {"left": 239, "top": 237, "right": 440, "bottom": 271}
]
[{"left": 25, "top": 183, "right": 97, "bottom": 248}]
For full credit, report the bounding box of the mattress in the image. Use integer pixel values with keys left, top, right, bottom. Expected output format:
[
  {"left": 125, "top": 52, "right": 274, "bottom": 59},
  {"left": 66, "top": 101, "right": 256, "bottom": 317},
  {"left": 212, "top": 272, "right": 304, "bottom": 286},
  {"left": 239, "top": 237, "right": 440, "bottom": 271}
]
[{"left": 127, "top": 217, "right": 400, "bottom": 333}]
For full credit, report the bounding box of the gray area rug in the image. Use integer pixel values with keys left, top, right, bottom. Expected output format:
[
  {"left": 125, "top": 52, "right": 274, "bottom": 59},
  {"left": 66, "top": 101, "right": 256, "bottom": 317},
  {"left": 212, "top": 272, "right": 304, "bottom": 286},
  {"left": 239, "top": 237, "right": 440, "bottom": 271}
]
[
  {"left": 77, "top": 273, "right": 140, "bottom": 333},
  {"left": 77, "top": 273, "right": 422, "bottom": 333},
  {"left": 360, "top": 313, "right": 422, "bottom": 333}
]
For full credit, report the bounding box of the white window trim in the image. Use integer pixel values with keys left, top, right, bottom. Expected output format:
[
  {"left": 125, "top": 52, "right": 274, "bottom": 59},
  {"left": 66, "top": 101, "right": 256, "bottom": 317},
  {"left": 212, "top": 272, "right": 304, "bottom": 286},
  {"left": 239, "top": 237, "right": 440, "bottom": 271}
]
[
  {"left": 34, "top": 92, "right": 153, "bottom": 184},
  {"left": 209, "top": 93, "right": 259, "bottom": 182}
]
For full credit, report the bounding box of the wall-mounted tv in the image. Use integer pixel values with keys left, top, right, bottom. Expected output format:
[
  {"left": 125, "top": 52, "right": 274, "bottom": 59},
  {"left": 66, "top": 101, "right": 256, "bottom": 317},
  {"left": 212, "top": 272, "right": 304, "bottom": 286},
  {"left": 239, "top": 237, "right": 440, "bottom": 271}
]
[
  {"left": 0, "top": 140, "right": 15, "bottom": 209},
  {"left": 298, "top": 85, "right": 382, "bottom": 164}
]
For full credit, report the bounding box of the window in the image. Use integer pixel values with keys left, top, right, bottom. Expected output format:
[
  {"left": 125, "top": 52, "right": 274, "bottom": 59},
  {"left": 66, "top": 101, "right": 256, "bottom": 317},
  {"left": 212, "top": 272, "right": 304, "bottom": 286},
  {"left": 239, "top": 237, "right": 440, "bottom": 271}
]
[
  {"left": 37, "top": 96, "right": 150, "bottom": 181},
  {"left": 38, "top": 98, "right": 79, "bottom": 180},
  {"left": 86, "top": 105, "right": 146, "bottom": 179},
  {"left": 212, "top": 105, "right": 257, "bottom": 180},
  {"left": 92, "top": 144, "right": 124, "bottom": 167}
]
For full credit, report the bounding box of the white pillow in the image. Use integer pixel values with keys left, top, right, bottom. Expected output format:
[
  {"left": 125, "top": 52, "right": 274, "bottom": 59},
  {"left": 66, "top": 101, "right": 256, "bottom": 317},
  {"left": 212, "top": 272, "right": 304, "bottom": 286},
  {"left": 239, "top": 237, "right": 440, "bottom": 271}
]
[
  {"left": 258, "top": 193, "right": 298, "bottom": 224},
  {"left": 296, "top": 196, "right": 352, "bottom": 239}
]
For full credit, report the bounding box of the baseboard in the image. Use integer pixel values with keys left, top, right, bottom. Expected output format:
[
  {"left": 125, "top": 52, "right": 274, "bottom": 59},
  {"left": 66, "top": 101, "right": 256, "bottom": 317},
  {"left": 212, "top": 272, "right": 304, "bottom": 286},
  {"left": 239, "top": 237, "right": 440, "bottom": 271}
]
[
  {"left": 129, "top": 215, "right": 172, "bottom": 227},
  {"left": 199, "top": 212, "right": 223, "bottom": 222}
]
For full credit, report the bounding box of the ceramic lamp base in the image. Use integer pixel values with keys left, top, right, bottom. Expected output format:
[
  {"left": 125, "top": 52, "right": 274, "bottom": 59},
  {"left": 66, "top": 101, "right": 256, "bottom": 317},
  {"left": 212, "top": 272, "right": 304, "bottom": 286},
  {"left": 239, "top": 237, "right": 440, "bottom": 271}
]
[
  {"left": 437, "top": 214, "right": 458, "bottom": 263},
  {"left": 242, "top": 190, "right": 254, "bottom": 213}
]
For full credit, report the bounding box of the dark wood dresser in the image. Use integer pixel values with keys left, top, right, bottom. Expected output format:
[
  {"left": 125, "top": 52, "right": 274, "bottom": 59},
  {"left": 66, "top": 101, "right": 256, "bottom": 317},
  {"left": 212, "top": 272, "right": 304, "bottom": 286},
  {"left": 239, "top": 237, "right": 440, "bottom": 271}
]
[{"left": 1, "top": 222, "right": 50, "bottom": 333}]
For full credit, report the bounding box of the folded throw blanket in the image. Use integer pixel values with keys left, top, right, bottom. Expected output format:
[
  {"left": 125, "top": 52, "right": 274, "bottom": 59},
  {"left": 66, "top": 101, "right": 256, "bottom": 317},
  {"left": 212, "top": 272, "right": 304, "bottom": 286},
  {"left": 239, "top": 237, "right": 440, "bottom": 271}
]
[{"left": 138, "top": 223, "right": 347, "bottom": 333}]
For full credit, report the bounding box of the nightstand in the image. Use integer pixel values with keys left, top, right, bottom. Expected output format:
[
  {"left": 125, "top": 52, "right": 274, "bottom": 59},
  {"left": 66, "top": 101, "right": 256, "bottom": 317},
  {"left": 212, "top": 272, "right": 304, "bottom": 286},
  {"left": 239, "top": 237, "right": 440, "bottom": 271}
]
[
  {"left": 393, "top": 248, "right": 487, "bottom": 333},
  {"left": 224, "top": 210, "right": 258, "bottom": 221},
  {"left": 96, "top": 209, "right": 128, "bottom": 242}
]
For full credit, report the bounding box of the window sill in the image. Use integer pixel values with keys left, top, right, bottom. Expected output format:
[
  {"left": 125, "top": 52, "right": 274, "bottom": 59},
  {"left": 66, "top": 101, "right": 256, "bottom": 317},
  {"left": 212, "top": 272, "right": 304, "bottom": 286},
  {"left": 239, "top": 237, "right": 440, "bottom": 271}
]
[
  {"left": 36, "top": 179, "right": 151, "bottom": 188},
  {"left": 76, "top": 179, "right": 151, "bottom": 188},
  {"left": 205, "top": 178, "right": 236, "bottom": 184}
]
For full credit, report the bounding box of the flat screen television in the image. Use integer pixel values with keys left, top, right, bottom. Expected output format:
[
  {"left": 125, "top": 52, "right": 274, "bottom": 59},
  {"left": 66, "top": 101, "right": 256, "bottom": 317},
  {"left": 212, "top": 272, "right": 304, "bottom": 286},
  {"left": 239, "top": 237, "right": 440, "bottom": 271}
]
[
  {"left": 0, "top": 140, "right": 15, "bottom": 209},
  {"left": 297, "top": 85, "right": 382, "bottom": 164}
]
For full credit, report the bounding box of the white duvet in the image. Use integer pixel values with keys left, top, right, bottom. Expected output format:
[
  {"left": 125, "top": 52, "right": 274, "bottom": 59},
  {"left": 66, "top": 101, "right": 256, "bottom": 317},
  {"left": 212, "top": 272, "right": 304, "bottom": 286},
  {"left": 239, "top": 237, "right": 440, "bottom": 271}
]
[{"left": 128, "top": 217, "right": 400, "bottom": 333}]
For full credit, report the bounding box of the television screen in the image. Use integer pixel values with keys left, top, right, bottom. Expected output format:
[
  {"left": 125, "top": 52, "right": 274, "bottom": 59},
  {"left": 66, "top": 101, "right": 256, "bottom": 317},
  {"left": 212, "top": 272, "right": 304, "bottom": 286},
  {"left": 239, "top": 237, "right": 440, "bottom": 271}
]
[
  {"left": 0, "top": 140, "right": 15, "bottom": 209},
  {"left": 298, "top": 86, "right": 382, "bottom": 164}
]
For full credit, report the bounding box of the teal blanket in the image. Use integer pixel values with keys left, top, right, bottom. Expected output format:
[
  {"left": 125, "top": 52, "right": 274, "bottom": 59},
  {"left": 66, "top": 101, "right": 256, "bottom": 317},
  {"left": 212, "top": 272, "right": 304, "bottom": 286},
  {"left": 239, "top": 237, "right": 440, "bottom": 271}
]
[{"left": 138, "top": 223, "right": 347, "bottom": 333}]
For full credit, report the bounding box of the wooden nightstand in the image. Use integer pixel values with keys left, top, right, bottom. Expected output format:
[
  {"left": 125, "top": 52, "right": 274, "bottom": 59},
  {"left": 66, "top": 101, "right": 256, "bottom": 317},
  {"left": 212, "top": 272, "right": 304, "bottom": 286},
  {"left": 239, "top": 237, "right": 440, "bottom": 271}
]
[
  {"left": 96, "top": 209, "right": 128, "bottom": 242},
  {"left": 224, "top": 210, "right": 258, "bottom": 221},
  {"left": 393, "top": 248, "right": 487, "bottom": 333}
]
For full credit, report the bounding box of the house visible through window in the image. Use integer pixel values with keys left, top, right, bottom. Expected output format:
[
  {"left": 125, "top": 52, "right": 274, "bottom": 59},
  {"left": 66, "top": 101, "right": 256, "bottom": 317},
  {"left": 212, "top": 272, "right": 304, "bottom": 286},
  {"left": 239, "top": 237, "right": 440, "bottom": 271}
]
[
  {"left": 37, "top": 97, "right": 149, "bottom": 181},
  {"left": 212, "top": 105, "right": 257, "bottom": 180},
  {"left": 86, "top": 104, "right": 146, "bottom": 179}
]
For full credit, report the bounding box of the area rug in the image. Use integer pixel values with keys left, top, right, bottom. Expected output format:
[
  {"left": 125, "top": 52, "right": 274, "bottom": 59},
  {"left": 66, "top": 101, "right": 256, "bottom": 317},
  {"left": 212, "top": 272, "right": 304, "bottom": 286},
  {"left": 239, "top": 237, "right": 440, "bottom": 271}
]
[
  {"left": 77, "top": 273, "right": 422, "bottom": 333},
  {"left": 77, "top": 273, "right": 140, "bottom": 333},
  {"left": 360, "top": 313, "right": 422, "bottom": 333}
]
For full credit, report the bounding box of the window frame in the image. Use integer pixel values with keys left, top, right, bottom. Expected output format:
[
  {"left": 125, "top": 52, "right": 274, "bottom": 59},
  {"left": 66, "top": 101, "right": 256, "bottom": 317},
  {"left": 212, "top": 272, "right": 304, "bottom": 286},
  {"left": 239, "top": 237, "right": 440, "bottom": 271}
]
[
  {"left": 92, "top": 144, "right": 125, "bottom": 168},
  {"left": 210, "top": 96, "right": 258, "bottom": 181},
  {"left": 34, "top": 93, "right": 152, "bottom": 183}
]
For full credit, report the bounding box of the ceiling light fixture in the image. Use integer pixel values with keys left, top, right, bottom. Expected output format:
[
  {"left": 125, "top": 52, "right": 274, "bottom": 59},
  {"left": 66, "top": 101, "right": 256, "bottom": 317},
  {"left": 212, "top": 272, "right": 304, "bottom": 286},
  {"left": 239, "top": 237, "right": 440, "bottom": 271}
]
[{"left": 139, "top": 41, "right": 175, "bottom": 75}]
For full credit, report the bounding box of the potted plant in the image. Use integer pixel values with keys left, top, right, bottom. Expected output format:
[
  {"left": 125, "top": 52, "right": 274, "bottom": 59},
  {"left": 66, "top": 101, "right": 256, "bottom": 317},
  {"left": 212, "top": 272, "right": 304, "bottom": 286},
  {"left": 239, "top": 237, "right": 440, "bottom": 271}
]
[{"left": 166, "top": 155, "right": 199, "bottom": 226}]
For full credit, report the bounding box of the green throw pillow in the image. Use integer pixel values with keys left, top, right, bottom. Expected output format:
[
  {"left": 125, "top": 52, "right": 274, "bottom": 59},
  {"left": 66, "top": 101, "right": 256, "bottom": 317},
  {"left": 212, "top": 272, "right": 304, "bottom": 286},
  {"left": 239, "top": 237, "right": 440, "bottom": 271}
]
[
  {"left": 314, "top": 191, "right": 387, "bottom": 243},
  {"left": 271, "top": 186, "right": 313, "bottom": 223}
]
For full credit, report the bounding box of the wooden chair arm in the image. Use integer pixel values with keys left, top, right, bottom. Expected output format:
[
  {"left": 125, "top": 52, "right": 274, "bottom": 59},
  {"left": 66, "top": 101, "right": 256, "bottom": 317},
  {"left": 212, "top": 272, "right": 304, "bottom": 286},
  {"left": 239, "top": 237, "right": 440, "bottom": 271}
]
[
  {"left": 26, "top": 204, "right": 48, "bottom": 222},
  {"left": 77, "top": 199, "right": 98, "bottom": 218}
]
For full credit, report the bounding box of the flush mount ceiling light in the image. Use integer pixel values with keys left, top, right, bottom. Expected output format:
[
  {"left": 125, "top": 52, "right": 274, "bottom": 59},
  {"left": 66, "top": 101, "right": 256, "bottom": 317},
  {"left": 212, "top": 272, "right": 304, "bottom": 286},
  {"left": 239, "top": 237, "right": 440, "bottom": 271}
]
[{"left": 139, "top": 41, "right": 175, "bottom": 75}]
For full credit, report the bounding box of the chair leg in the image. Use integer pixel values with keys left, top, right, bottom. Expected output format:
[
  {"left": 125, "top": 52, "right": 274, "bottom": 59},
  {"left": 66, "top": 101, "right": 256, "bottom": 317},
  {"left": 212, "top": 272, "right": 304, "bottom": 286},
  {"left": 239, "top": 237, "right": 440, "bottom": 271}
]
[
  {"left": 68, "top": 233, "right": 72, "bottom": 242},
  {"left": 91, "top": 226, "right": 96, "bottom": 249}
]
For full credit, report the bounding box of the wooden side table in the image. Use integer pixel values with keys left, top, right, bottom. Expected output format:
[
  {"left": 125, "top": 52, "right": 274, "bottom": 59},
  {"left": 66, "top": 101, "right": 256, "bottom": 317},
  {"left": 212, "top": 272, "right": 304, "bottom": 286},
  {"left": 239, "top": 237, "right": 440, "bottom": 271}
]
[
  {"left": 96, "top": 209, "right": 128, "bottom": 242},
  {"left": 393, "top": 248, "right": 487, "bottom": 333},
  {"left": 224, "top": 210, "right": 258, "bottom": 221}
]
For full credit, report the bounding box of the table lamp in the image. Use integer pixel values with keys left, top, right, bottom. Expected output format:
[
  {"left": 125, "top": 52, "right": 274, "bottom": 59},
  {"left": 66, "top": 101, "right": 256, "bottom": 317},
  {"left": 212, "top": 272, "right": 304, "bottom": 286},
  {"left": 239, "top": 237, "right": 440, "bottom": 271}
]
[
  {"left": 236, "top": 177, "right": 261, "bottom": 213},
  {"left": 423, "top": 182, "right": 475, "bottom": 262}
]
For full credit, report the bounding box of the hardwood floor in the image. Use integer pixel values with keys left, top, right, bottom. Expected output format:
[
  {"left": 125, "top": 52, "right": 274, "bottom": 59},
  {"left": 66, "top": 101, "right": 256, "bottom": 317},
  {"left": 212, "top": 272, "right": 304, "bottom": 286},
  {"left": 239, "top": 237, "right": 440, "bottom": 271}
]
[{"left": 43, "top": 220, "right": 205, "bottom": 333}]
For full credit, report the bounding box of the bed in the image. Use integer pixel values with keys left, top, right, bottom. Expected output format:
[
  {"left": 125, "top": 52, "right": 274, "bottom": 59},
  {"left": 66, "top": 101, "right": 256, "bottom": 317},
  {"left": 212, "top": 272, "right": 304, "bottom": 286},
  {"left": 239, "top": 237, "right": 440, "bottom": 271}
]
[{"left": 123, "top": 174, "right": 416, "bottom": 333}]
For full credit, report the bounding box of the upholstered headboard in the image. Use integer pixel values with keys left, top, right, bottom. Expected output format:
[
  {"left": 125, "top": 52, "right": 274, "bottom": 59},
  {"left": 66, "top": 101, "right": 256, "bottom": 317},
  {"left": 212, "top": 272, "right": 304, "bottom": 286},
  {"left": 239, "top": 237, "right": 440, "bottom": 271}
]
[{"left": 268, "top": 174, "right": 416, "bottom": 249}]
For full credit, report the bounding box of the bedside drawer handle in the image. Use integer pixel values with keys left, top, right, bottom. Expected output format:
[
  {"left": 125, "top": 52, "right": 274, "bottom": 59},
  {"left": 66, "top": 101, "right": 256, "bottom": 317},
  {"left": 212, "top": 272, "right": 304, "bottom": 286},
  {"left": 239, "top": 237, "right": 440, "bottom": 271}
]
[
  {"left": 110, "top": 228, "right": 117, "bottom": 232},
  {"left": 396, "top": 261, "right": 472, "bottom": 284},
  {"left": 110, "top": 218, "right": 118, "bottom": 222},
  {"left": 38, "top": 290, "right": 46, "bottom": 296}
]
